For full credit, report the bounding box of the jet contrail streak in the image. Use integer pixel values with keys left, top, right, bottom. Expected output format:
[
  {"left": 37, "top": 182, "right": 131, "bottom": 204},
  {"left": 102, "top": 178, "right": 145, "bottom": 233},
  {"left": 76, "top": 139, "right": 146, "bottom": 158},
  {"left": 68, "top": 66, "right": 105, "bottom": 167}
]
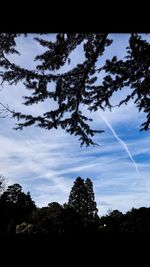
[{"left": 100, "top": 114, "right": 140, "bottom": 176}]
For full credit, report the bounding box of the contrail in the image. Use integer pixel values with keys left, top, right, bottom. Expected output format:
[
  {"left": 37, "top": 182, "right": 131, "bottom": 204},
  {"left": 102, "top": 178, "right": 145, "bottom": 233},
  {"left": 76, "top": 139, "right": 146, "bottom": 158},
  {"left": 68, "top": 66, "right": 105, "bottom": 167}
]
[{"left": 100, "top": 114, "right": 140, "bottom": 176}]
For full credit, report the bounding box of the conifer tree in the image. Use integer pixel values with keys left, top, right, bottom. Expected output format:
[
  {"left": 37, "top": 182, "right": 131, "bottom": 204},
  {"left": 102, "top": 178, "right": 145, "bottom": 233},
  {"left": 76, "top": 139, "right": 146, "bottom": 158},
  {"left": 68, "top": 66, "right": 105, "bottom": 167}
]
[
  {"left": 68, "top": 177, "right": 87, "bottom": 215},
  {"left": 68, "top": 177, "right": 98, "bottom": 219}
]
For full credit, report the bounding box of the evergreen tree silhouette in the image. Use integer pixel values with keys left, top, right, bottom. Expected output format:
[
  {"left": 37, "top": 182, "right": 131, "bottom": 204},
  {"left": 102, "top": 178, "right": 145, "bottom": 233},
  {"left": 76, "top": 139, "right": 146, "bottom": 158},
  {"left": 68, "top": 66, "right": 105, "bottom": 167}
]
[
  {"left": 68, "top": 177, "right": 87, "bottom": 216},
  {"left": 68, "top": 177, "right": 98, "bottom": 229}
]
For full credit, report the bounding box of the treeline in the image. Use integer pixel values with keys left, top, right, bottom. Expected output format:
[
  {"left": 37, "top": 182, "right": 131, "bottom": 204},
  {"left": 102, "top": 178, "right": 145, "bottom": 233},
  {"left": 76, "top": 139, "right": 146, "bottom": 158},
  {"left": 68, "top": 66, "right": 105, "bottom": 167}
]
[{"left": 1, "top": 176, "right": 150, "bottom": 237}]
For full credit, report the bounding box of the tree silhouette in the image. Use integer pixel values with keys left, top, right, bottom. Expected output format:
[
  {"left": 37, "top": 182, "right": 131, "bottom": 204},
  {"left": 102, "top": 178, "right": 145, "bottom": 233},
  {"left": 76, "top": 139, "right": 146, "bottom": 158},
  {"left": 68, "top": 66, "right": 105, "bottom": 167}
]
[
  {"left": 121, "top": 207, "right": 150, "bottom": 234},
  {"left": 68, "top": 177, "right": 98, "bottom": 228},
  {"left": 29, "top": 203, "right": 64, "bottom": 235},
  {"left": 0, "top": 33, "right": 149, "bottom": 146},
  {"left": 1, "top": 178, "right": 150, "bottom": 238},
  {"left": 0, "top": 183, "right": 36, "bottom": 234},
  {"left": 68, "top": 177, "right": 87, "bottom": 215}
]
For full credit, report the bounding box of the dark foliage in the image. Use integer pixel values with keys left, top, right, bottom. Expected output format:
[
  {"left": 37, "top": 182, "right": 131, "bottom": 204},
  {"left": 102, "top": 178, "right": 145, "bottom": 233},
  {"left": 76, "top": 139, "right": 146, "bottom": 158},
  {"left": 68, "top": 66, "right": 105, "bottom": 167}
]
[
  {"left": 0, "top": 183, "right": 36, "bottom": 235},
  {"left": 1, "top": 176, "right": 150, "bottom": 243},
  {"left": 0, "top": 33, "right": 149, "bottom": 146},
  {"left": 68, "top": 177, "right": 98, "bottom": 230}
]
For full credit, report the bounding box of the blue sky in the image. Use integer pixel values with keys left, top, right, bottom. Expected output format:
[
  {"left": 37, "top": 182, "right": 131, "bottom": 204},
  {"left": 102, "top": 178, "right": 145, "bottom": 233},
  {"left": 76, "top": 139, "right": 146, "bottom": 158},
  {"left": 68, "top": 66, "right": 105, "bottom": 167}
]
[{"left": 0, "top": 33, "right": 150, "bottom": 216}]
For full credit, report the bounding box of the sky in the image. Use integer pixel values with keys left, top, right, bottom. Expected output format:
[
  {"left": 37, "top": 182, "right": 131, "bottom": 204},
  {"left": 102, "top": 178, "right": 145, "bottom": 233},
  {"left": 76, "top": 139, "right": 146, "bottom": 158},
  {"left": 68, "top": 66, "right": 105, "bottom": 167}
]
[{"left": 0, "top": 33, "right": 150, "bottom": 216}]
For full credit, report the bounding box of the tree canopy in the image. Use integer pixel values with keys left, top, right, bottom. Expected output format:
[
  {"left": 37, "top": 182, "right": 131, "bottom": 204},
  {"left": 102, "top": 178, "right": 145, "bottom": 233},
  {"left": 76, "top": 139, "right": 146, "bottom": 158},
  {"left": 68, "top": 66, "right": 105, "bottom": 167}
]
[
  {"left": 0, "top": 183, "right": 36, "bottom": 234},
  {"left": 1, "top": 177, "right": 150, "bottom": 237},
  {"left": 0, "top": 33, "right": 149, "bottom": 146},
  {"left": 68, "top": 177, "right": 98, "bottom": 219}
]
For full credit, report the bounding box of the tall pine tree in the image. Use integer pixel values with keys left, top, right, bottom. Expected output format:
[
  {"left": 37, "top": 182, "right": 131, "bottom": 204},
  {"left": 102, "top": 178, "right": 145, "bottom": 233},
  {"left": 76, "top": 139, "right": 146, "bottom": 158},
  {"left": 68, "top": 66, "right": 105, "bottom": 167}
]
[
  {"left": 68, "top": 177, "right": 98, "bottom": 219},
  {"left": 68, "top": 177, "right": 87, "bottom": 216}
]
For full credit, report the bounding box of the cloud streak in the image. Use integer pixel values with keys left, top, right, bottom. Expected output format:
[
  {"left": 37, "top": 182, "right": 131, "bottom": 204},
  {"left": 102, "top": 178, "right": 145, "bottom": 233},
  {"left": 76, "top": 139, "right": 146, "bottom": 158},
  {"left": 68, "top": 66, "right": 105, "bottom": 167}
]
[{"left": 100, "top": 113, "right": 140, "bottom": 177}]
